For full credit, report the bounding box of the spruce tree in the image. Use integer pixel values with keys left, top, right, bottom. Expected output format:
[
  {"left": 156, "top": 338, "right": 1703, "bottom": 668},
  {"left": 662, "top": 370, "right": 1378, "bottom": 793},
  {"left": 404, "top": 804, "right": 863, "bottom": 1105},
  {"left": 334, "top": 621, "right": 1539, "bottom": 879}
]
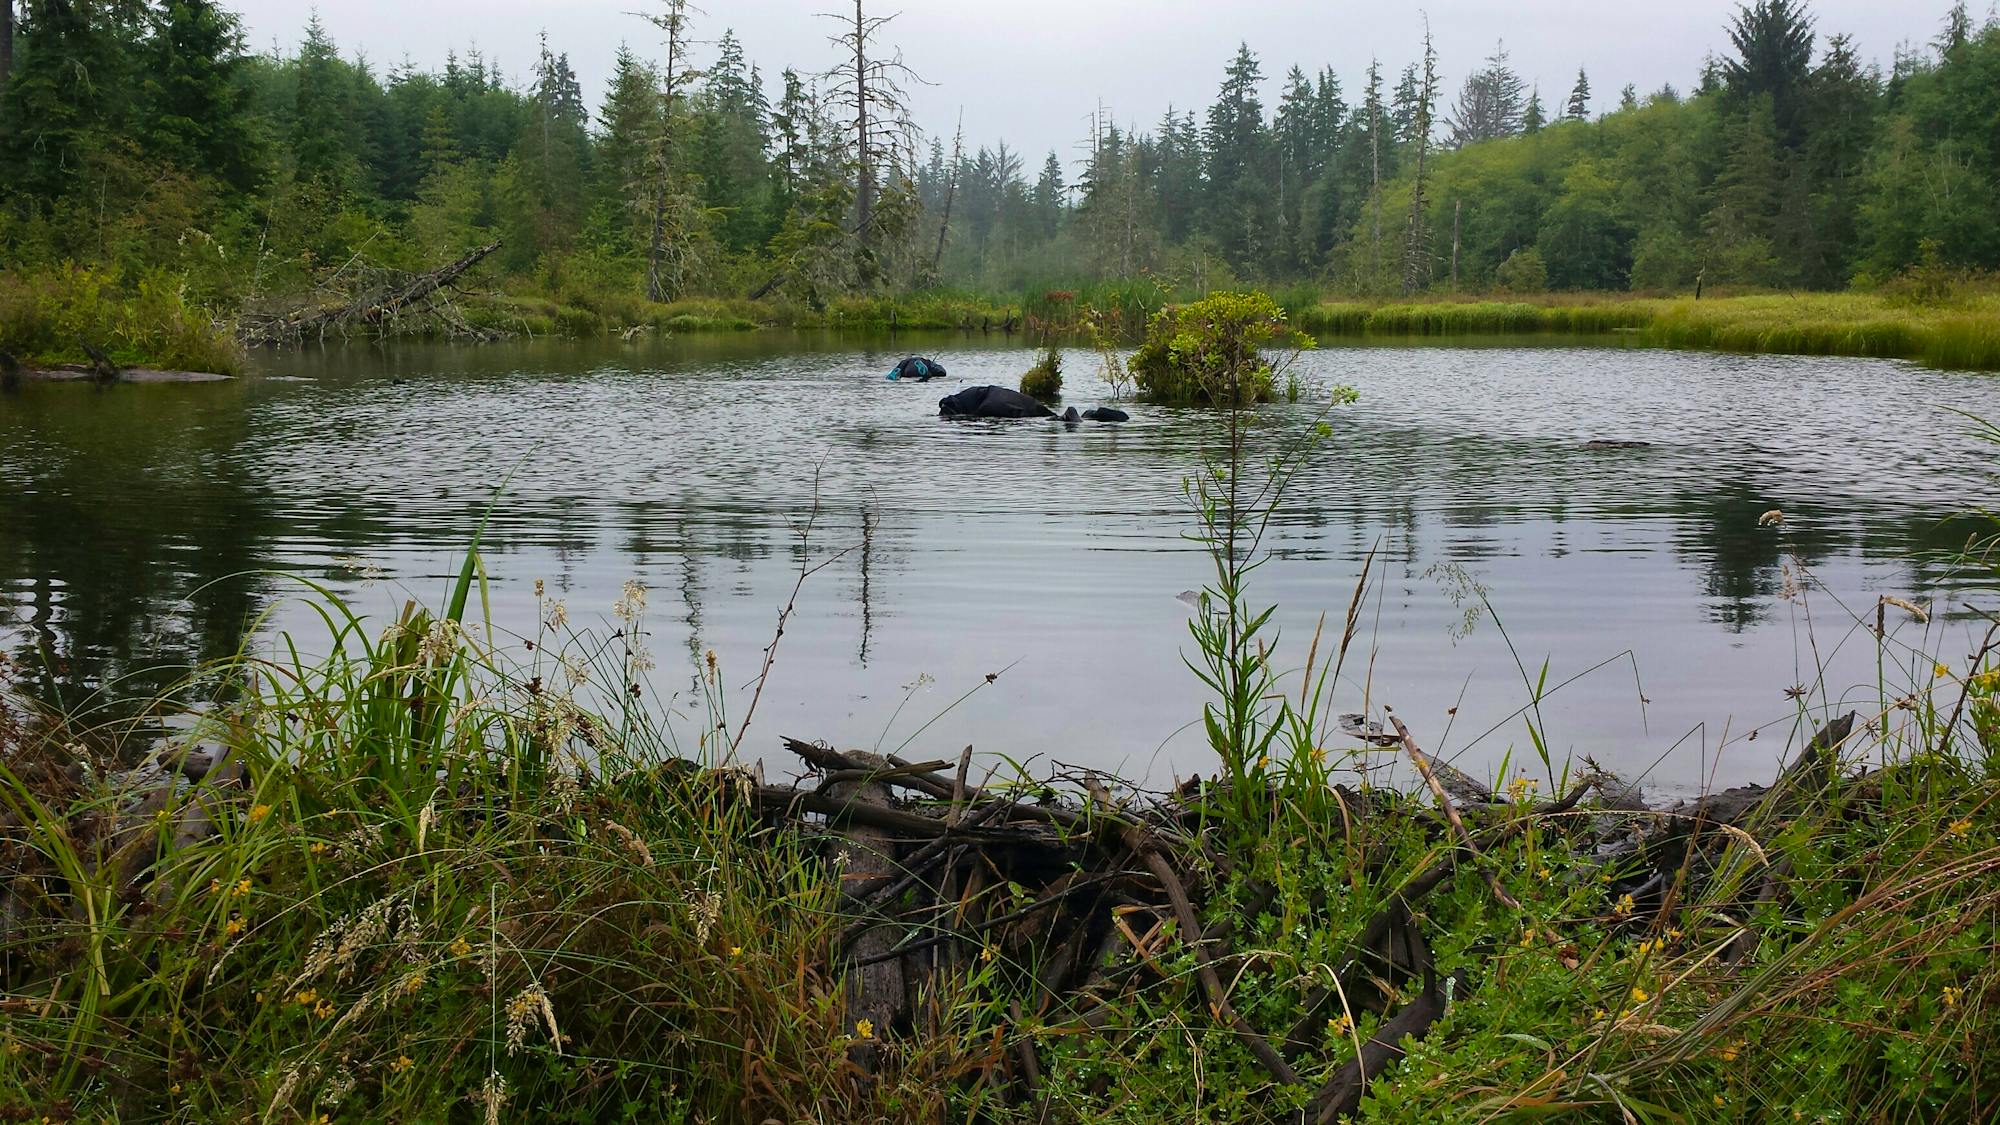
[
  {"left": 1, "top": 1, "right": 14, "bottom": 95},
  {"left": 1449, "top": 41, "right": 1527, "bottom": 145},
  {"left": 1565, "top": 67, "right": 1591, "bottom": 120},
  {"left": 593, "top": 43, "right": 658, "bottom": 233},
  {"left": 1032, "top": 151, "right": 1064, "bottom": 239},
  {"left": 291, "top": 15, "right": 358, "bottom": 185},
  {"left": 4, "top": 0, "right": 141, "bottom": 199},
  {"left": 1523, "top": 88, "right": 1546, "bottom": 132},
  {"left": 142, "top": 1, "right": 260, "bottom": 192},
  {"left": 1722, "top": 0, "right": 1815, "bottom": 146},
  {"left": 1935, "top": 2, "right": 1971, "bottom": 58}
]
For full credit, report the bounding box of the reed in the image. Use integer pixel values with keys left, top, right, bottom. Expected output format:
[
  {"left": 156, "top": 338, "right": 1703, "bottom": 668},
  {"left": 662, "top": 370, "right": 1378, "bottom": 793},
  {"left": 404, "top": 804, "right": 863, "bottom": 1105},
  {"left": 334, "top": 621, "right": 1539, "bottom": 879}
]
[{"left": 1289, "top": 290, "right": 2000, "bottom": 372}]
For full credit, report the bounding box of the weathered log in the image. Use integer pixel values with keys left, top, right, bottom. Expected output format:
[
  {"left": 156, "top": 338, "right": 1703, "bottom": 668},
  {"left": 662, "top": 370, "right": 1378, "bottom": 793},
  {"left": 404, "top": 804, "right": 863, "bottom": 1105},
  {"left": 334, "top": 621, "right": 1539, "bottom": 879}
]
[
  {"left": 1311, "top": 967, "right": 1454, "bottom": 1123},
  {"left": 827, "top": 756, "right": 903, "bottom": 1074}
]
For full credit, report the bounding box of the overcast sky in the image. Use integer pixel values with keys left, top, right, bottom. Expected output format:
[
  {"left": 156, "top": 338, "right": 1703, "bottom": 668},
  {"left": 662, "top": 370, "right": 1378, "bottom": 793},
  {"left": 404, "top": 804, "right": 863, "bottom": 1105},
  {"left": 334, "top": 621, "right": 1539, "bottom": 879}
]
[{"left": 232, "top": 1, "right": 1950, "bottom": 169}]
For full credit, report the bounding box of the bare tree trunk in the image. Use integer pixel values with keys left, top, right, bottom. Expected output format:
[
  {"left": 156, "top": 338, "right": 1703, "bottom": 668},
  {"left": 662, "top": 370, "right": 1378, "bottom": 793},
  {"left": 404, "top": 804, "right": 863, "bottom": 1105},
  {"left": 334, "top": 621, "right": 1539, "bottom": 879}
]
[
  {"left": 646, "top": 182, "right": 670, "bottom": 303},
  {"left": 932, "top": 110, "right": 962, "bottom": 272},
  {"left": 645, "top": 3, "right": 686, "bottom": 304},
  {"left": 1, "top": 2, "right": 13, "bottom": 95},
  {"left": 1450, "top": 199, "right": 1461, "bottom": 291},
  {"left": 1402, "top": 21, "right": 1438, "bottom": 296},
  {"left": 853, "top": 0, "right": 875, "bottom": 254},
  {"left": 1368, "top": 111, "right": 1381, "bottom": 283}
]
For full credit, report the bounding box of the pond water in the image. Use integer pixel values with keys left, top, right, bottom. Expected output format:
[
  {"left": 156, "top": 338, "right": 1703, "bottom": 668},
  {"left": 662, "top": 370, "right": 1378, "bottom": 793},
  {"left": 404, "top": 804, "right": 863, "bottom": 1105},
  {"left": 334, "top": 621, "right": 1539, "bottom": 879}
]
[{"left": 3, "top": 333, "right": 1996, "bottom": 795}]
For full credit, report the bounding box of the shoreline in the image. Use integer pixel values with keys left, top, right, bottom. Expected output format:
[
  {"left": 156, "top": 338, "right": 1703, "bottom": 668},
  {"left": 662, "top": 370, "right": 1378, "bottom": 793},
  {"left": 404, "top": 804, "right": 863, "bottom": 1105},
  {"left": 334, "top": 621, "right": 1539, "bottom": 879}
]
[{"left": 7, "top": 289, "right": 1998, "bottom": 383}]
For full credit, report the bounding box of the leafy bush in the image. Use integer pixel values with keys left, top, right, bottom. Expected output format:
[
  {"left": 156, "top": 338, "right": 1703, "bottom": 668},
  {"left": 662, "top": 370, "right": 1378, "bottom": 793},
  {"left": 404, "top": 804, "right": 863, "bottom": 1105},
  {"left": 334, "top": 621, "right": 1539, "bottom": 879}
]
[
  {"left": 1494, "top": 246, "right": 1550, "bottom": 293},
  {"left": 1019, "top": 345, "right": 1063, "bottom": 401},
  {"left": 1129, "top": 291, "right": 1311, "bottom": 406},
  {"left": 0, "top": 265, "right": 240, "bottom": 374}
]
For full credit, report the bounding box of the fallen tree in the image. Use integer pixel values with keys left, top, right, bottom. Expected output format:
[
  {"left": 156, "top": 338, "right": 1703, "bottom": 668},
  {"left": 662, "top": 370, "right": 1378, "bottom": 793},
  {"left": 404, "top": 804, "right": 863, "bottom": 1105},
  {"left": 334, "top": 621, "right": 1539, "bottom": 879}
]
[{"left": 239, "top": 241, "right": 504, "bottom": 347}]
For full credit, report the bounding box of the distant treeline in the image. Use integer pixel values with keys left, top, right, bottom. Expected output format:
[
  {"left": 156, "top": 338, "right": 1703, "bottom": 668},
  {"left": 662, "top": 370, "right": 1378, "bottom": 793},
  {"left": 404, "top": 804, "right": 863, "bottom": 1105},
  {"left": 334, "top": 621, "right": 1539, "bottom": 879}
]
[{"left": 0, "top": 0, "right": 1996, "bottom": 315}]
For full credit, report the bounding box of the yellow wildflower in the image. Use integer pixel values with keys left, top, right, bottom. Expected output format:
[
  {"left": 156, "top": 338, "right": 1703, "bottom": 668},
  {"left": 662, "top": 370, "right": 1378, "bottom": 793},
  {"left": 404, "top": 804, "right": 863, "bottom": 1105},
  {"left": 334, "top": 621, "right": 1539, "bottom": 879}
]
[
  {"left": 1948, "top": 818, "right": 1973, "bottom": 837},
  {"left": 727, "top": 945, "right": 743, "bottom": 958},
  {"left": 294, "top": 989, "right": 318, "bottom": 1005},
  {"left": 313, "top": 999, "right": 336, "bottom": 1019},
  {"left": 248, "top": 804, "right": 273, "bottom": 823},
  {"left": 854, "top": 1018, "right": 875, "bottom": 1041},
  {"left": 1714, "top": 1095, "right": 1726, "bottom": 1107},
  {"left": 168, "top": 1083, "right": 182, "bottom": 1095},
  {"left": 224, "top": 916, "right": 246, "bottom": 938},
  {"left": 1935, "top": 662, "right": 1953, "bottom": 679},
  {"left": 390, "top": 1054, "right": 415, "bottom": 1074},
  {"left": 1667, "top": 927, "right": 1684, "bottom": 941},
  {"left": 309, "top": 841, "right": 328, "bottom": 856},
  {"left": 449, "top": 937, "right": 473, "bottom": 958},
  {"left": 1327, "top": 1013, "right": 1354, "bottom": 1036},
  {"left": 1636, "top": 938, "right": 1659, "bottom": 956},
  {"left": 981, "top": 945, "right": 995, "bottom": 963},
  {"left": 1256, "top": 755, "right": 1270, "bottom": 770},
  {"left": 1717, "top": 1040, "right": 1742, "bottom": 1062},
  {"left": 1519, "top": 928, "right": 1536, "bottom": 947},
  {"left": 1943, "top": 986, "right": 1963, "bottom": 1008},
  {"left": 1629, "top": 986, "right": 1650, "bottom": 1004},
  {"left": 1613, "top": 893, "right": 1635, "bottom": 917},
  {"left": 232, "top": 878, "right": 253, "bottom": 897}
]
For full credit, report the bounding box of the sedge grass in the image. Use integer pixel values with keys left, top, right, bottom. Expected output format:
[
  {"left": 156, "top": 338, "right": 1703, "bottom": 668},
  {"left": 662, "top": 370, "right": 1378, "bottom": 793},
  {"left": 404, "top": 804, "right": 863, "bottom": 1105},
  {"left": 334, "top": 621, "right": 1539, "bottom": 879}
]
[{"left": 1293, "top": 290, "right": 2000, "bottom": 371}]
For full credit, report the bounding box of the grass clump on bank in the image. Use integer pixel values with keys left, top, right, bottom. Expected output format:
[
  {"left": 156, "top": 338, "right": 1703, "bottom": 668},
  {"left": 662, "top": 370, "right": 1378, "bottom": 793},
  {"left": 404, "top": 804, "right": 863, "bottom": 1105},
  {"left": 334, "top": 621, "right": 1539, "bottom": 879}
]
[
  {"left": 1290, "top": 288, "right": 2000, "bottom": 371},
  {"left": 0, "top": 576, "right": 912, "bottom": 1121},
  {"left": 0, "top": 265, "right": 242, "bottom": 375}
]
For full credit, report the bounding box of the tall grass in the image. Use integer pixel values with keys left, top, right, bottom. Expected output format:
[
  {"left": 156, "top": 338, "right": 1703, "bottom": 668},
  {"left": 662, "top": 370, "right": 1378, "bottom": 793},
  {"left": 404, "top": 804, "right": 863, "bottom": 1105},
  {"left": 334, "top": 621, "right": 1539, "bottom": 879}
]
[
  {"left": 1290, "top": 290, "right": 2000, "bottom": 371},
  {"left": 0, "top": 566, "right": 938, "bottom": 1120},
  {"left": 0, "top": 265, "right": 242, "bottom": 375}
]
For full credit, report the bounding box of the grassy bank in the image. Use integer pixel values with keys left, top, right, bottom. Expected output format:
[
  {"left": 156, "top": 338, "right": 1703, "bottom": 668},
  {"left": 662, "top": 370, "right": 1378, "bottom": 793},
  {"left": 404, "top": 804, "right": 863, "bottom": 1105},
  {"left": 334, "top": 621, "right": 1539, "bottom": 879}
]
[
  {"left": 1292, "top": 291, "right": 2000, "bottom": 371},
  {"left": 8, "top": 260, "right": 2000, "bottom": 378},
  {"left": 0, "top": 266, "right": 243, "bottom": 377}
]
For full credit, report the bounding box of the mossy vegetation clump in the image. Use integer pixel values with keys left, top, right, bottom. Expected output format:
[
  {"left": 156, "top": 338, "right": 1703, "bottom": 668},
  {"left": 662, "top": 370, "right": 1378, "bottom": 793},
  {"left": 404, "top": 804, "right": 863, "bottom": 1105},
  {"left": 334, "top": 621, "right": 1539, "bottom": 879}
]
[
  {"left": 0, "top": 265, "right": 242, "bottom": 375},
  {"left": 1130, "top": 290, "right": 1312, "bottom": 406},
  {"left": 1019, "top": 344, "right": 1063, "bottom": 401}
]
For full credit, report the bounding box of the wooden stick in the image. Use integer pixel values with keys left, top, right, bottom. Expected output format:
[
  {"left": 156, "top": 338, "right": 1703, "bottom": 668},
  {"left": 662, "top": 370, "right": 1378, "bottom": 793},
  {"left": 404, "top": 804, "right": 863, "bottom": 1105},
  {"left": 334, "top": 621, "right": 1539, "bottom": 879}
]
[{"left": 1391, "top": 714, "right": 1521, "bottom": 912}]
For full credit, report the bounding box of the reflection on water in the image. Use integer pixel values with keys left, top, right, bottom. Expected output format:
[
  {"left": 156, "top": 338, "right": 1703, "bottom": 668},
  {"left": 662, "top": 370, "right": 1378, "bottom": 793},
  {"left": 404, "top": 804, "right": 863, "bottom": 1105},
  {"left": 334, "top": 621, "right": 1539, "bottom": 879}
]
[{"left": 2, "top": 332, "right": 1995, "bottom": 794}]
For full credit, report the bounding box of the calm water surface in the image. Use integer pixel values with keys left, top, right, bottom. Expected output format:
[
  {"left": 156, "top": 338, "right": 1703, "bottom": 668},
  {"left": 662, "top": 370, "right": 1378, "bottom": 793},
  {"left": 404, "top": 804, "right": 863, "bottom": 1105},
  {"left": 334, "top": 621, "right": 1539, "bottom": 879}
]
[{"left": 3, "top": 333, "right": 1996, "bottom": 794}]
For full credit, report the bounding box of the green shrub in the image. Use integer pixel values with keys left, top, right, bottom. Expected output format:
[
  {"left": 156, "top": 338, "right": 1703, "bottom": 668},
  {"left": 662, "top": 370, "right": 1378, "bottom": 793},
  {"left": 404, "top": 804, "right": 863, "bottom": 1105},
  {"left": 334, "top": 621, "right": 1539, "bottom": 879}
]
[
  {"left": 1019, "top": 345, "right": 1063, "bottom": 401},
  {"left": 0, "top": 264, "right": 240, "bottom": 374},
  {"left": 1494, "top": 246, "right": 1550, "bottom": 293},
  {"left": 1129, "top": 291, "right": 1312, "bottom": 406}
]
